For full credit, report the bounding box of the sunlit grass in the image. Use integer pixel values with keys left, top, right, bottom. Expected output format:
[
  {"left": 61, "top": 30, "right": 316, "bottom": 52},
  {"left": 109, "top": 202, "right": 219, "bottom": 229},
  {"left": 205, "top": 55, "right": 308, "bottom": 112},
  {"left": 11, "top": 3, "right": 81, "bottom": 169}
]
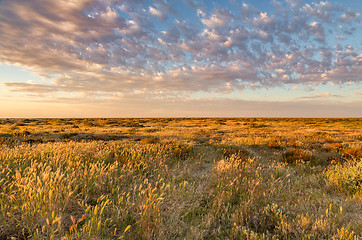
[{"left": 0, "top": 118, "right": 360, "bottom": 239}]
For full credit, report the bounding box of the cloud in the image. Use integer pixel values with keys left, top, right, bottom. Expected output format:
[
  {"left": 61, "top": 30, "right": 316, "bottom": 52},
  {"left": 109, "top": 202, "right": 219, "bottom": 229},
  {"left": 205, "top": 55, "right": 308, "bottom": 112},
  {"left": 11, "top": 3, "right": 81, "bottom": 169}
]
[
  {"left": 285, "top": 0, "right": 302, "bottom": 9},
  {"left": 252, "top": 12, "right": 275, "bottom": 27},
  {"left": 298, "top": 92, "right": 342, "bottom": 99},
  {"left": 200, "top": 7, "right": 233, "bottom": 28},
  {"left": 301, "top": 1, "right": 337, "bottom": 22},
  {"left": 1, "top": 96, "right": 361, "bottom": 118},
  {"left": 0, "top": 0, "right": 361, "bottom": 100},
  {"left": 149, "top": 6, "right": 167, "bottom": 21},
  {"left": 308, "top": 21, "right": 325, "bottom": 42},
  {"left": 2, "top": 82, "right": 60, "bottom": 93},
  {"left": 99, "top": 6, "right": 119, "bottom": 23},
  {"left": 341, "top": 10, "right": 361, "bottom": 23},
  {"left": 184, "top": 0, "right": 206, "bottom": 10},
  {"left": 335, "top": 35, "right": 346, "bottom": 40},
  {"left": 241, "top": 3, "right": 259, "bottom": 18}
]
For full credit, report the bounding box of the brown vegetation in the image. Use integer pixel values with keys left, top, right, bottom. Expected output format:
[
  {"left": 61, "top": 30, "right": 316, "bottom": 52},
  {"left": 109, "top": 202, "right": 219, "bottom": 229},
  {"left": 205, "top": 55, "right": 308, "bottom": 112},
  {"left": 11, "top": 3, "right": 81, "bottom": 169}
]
[{"left": 0, "top": 118, "right": 361, "bottom": 239}]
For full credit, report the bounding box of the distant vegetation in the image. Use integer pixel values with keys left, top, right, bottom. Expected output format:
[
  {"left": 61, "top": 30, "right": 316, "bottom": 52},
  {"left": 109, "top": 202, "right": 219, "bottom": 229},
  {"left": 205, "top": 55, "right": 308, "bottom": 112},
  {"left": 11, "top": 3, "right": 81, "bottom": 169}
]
[{"left": 0, "top": 118, "right": 361, "bottom": 239}]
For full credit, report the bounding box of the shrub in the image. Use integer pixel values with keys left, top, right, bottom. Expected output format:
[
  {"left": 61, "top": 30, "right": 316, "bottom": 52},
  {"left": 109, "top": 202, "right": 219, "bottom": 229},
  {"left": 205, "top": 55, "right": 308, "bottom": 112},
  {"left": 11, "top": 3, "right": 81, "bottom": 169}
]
[
  {"left": 140, "top": 137, "right": 158, "bottom": 144},
  {"left": 221, "top": 146, "right": 250, "bottom": 159},
  {"left": 282, "top": 148, "right": 314, "bottom": 163},
  {"left": 324, "top": 138, "right": 339, "bottom": 143},
  {"left": 341, "top": 148, "right": 362, "bottom": 161},
  {"left": 61, "top": 132, "right": 78, "bottom": 139},
  {"left": 268, "top": 139, "right": 283, "bottom": 149},
  {"left": 21, "top": 138, "right": 43, "bottom": 144},
  {"left": 325, "top": 160, "right": 362, "bottom": 195},
  {"left": 162, "top": 140, "right": 194, "bottom": 161},
  {"left": 323, "top": 143, "right": 343, "bottom": 152}
]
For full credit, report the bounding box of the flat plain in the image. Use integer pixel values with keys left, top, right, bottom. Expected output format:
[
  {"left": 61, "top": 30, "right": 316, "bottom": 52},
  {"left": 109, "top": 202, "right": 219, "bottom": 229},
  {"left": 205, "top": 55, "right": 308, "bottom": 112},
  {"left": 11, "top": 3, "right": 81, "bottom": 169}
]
[{"left": 0, "top": 118, "right": 361, "bottom": 239}]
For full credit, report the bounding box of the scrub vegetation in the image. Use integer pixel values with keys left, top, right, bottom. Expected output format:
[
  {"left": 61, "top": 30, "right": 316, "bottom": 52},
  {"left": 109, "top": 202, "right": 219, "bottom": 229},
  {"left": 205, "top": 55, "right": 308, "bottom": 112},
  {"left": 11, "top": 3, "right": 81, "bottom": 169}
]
[{"left": 0, "top": 118, "right": 361, "bottom": 239}]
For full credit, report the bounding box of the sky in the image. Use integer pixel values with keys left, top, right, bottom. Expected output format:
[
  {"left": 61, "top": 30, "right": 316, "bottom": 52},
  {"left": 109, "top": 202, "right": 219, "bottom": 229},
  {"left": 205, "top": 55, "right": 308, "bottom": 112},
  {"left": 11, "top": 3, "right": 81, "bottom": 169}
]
[{"left": 0, "top": 0, "right": 361, "bottom": 118}]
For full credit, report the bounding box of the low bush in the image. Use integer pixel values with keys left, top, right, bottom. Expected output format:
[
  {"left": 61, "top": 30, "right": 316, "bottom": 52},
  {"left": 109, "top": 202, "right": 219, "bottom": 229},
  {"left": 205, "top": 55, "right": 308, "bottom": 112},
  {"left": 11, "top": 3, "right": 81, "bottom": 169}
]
[
  {"left": 325, "top": 160, "right": 362, "bottom": 195},
  {"left": 268, "top": 139, "right": 283, "bottom": 149},
  {"left": 221, "top": 145, "right": 250, "bottom": 159},
  {"left": 341, "top": 148, "right": 362, "bottom": 161},
  {"left": 282, "top": 148, "right": 314, "bottom": 163}
]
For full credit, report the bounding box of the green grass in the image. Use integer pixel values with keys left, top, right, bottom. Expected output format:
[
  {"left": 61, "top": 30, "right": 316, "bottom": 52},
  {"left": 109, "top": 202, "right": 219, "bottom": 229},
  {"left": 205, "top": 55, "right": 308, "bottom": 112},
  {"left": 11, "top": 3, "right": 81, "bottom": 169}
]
[{"left": 0, "top": 118, "right": 361, "bottom": 239}]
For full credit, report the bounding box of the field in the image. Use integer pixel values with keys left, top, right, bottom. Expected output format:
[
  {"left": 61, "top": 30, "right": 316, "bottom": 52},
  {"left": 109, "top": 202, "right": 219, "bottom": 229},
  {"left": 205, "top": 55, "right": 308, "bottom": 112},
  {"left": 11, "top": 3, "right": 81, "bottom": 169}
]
[{"left": 0, "top": 118, "right": 361, "bottom": 239}]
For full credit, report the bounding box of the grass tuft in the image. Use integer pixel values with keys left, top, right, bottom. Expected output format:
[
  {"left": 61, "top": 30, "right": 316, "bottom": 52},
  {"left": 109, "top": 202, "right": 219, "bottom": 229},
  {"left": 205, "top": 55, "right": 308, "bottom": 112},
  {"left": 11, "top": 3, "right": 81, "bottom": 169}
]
[{"left": 282, "top": 148, "right": 314, "bottom": 164}]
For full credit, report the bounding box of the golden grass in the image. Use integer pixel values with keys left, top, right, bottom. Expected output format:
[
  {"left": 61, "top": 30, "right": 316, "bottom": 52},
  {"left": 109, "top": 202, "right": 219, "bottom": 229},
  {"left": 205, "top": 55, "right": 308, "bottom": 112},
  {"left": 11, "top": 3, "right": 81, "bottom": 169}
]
[{"left": 0, "top": 118, "right": 361, "bottom": 239}]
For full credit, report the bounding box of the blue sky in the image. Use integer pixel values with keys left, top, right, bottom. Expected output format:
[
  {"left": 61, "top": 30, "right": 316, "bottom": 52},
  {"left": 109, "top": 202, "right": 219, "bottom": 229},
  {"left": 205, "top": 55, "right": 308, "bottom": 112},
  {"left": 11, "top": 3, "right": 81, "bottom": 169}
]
[{"left": 0, "top": 0, "right": 361, "bottom": 117}]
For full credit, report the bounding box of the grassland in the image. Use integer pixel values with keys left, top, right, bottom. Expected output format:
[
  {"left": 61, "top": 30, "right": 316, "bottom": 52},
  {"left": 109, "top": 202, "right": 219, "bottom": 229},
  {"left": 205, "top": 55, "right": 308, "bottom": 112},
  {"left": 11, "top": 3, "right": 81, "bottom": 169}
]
[{"left": 0, "top": 118, "right": 361, "bottom": 239}]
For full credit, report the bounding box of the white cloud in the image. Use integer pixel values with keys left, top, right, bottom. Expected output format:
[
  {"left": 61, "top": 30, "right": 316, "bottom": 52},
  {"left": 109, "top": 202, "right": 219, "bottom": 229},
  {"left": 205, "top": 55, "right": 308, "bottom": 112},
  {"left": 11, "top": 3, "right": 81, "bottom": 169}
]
[
  {"left": 301, "top": 1, "right": 335, "bottom": 22},
  {"left": 285, "top": 0, "right": 302, "bottom": 8},
  {"left": 100, "top": 7, "right": 118, "bottom": 23},
  {"left": 341, "top": 10, "right": 360, "bottom": 22},
  {"left": 149, "top": 6, "right": 167, "bottom": 21},
  {"left": 200, "top": 8, "right": 232, "bottom": 28},
  {"left": 252, "top": 12, "right": 274, "bottom": 27}
]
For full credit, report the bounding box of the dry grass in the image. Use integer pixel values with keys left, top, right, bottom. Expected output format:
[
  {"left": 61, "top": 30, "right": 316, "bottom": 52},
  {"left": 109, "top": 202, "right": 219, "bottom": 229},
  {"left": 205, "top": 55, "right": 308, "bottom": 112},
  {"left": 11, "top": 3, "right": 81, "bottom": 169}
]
[
  {"left": 0, "top": 118, "right": 361, "bottom": 239},
  {"left": 282, "top": 148, "right": 314, "bottom": 164}
]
